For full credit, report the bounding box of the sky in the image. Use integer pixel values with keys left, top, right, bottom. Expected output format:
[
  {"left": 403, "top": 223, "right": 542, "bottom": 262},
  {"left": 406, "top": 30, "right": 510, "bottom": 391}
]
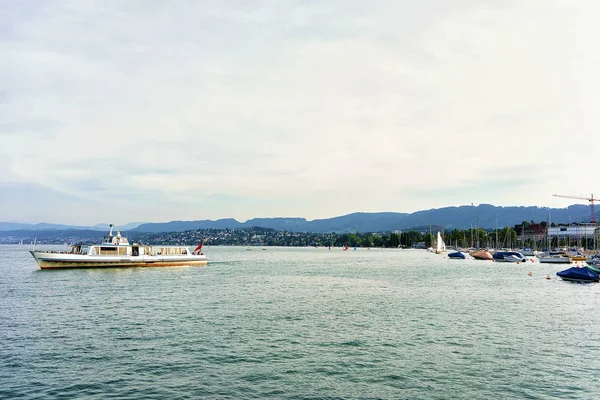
[{"left": 1, "top": 0, "right": 599, "bottom": 225}]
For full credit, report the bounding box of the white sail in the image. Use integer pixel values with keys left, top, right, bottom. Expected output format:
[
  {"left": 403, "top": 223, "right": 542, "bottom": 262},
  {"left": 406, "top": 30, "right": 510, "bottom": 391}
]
[{"left": 436, "top": 231, "right": 446, "bottom": 253}]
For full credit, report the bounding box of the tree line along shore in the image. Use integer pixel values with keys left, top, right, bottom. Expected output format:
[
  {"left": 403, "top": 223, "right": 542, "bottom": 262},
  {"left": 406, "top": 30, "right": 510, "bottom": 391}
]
[{"left": 4, "top": 220, "right": 596, "bottom": 249}]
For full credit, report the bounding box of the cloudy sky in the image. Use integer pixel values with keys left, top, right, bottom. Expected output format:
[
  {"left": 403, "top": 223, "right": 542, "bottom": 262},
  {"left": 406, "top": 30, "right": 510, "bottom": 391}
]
[{"left": 1, "top": 0, "right": 598, "bottom": 225}]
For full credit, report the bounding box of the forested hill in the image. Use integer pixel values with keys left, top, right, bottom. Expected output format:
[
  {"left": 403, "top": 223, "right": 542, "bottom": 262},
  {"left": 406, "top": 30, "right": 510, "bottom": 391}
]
[
  {"left": 2, "top": 204, "right": 595, "bottom": 235},
  {"left": 133, "top": 204, "right": 596, "bottom": 233}
]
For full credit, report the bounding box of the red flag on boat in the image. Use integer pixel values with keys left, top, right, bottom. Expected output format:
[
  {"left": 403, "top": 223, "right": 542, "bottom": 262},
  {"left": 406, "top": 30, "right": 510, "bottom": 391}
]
[{"left": 193, "top": 241, "right": 204, "bottom": 255}]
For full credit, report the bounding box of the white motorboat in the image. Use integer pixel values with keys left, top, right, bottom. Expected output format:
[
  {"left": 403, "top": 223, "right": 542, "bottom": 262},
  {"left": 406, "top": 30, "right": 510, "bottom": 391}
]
[
  {"left": 492, "top": 251, "right": 527, "bottom": 263},
  {"left": 538, "top": 251, "right": 572, "bottom": 264},
  {"left": 520, "top": 248, "right": 539, "bottom": 257},
  {"left": 503, "top": 254, "right": 526, "bottom": 263}
]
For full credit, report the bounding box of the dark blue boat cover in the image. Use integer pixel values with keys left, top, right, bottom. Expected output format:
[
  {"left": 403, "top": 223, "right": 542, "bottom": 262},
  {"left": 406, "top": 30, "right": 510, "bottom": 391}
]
[
  {"left": 493, "top": 251, "right": 526, "bottom": 261},
  {"left": 556, "top": 267, "right": 599, "bottom": 282},
  {"left": 448, "top": 251, "right": 466, "bottom": 259}
]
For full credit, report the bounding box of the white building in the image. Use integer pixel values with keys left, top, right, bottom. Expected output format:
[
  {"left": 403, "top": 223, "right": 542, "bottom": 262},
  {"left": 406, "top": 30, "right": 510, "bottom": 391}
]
[{"left": 547, "top": 224, "right": 598, "bottom": 239}]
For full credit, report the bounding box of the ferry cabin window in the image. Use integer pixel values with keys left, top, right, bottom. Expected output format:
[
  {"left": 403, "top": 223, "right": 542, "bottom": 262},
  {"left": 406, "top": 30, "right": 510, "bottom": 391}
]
[{"left": 100, "top": 246, "right": 118, "bottom": 255}]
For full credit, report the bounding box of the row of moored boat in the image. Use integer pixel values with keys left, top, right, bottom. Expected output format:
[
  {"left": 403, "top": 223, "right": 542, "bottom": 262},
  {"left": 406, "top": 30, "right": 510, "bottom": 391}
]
[{"left": 441, "top": 248, "right": 600, "bottom": 283}]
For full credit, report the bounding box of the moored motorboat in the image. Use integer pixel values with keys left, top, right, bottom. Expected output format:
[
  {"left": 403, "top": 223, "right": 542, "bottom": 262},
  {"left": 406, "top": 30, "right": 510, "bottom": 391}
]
[
  {"left": 556, "top": 266, "right": 599, "bottom": 282},
  {"left": 587, "top": 263, "right": 600, "bottom": 274},
  {"left": 503, "top": 253, "right": 527, "bottom": 263},
  {"left": 586, "top": 254, "right": 600, "bottom": 270},
  {"left": 521, "top": 248, "right": 539, "bottom": 257},
  {"left": 29, "top": 225, "right": 208, "bottom": 269},
  {"left": 492, "top": 251, "right": 527, "bottom": 263},
  {"left": 538, "top": 251, "right": 572, "bottom": 264},
  {"left": 569, "top": 255, "right": 588, "bottom": 262},
  {"left": 447, "top": 251, "right": 466, "bottom": 259},
  {"left": 470, "top": 250, "right": 493, "bottom": 260}
]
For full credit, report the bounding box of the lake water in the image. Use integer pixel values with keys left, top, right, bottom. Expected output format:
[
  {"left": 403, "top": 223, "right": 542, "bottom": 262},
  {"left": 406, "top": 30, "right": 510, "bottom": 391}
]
[{"left": 2, "top": 245, "right": 600, "bottom": 399}]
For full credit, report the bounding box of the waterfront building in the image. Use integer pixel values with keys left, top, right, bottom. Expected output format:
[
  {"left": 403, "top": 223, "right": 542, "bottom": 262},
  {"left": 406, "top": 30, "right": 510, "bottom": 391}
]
[{"left": 547, "top": 223, "right": 598, "bottom": 240}]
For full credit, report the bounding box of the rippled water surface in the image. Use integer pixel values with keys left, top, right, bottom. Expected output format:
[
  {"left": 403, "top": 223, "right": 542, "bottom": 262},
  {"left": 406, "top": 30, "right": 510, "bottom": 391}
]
[{"left": 2, "top": 245, "right": 600, "bottom": 399}]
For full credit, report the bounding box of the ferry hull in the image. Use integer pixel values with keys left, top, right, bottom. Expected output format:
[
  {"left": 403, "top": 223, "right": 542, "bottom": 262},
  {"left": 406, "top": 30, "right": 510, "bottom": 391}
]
[{"left": 30, "top": 251, "right": 208, "bottom": 269}]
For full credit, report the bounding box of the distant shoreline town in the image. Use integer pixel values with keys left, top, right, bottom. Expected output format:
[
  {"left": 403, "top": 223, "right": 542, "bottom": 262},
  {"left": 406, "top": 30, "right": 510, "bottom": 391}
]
[
  {"left": 2, "top": 203, "right": 598, "bottom": 247},
  {"left": 2, "top": 220, "right": 598, "bottom": 250}
]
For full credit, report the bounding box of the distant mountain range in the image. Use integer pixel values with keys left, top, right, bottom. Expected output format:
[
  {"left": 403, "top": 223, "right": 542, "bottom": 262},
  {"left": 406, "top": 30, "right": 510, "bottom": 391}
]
[
  {"left": 0, "top": 222, "right": 144, "bottom": 232},
  {"left": 1, "top": 204, "right": 596, "bottom": 234}
]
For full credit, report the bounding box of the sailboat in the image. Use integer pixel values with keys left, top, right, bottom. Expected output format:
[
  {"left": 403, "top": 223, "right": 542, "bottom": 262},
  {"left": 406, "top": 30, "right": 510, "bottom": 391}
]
[
  {"left": 434, "top": 231, "right": 446, "bottom": 254},
  {"left": 538, "top": 213, "right": 572, "bottom": 264}
]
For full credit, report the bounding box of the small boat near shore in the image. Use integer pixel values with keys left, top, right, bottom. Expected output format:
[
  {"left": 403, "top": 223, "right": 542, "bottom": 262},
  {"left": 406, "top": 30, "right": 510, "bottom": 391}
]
[
  {"left": 586, "top": 254, "right": 600, "bottom": 268},
  {"left": 556, "top": 266, "right": 599, "bottom": 283},
  {"left": 586, "top": 254, "right": 600, "bottom": 273},
  {"left": 430, "top": 231, "right": 446, "bottom": 254},
  {"left": 29, "top": 225, "right": 208, "bottom": 269},
  {"left": 520, "top": 248, "right": 539, "bottom": 257},
  {"left": 587, "top": 263, "right": 600, "bottom": 274},
  {"left": 470, "top": 250, "right": 493, "bottom": 260},
  {"left": 492, "top": 251, "right": 527, "bottom": 263},
  {"left": 503, "top": 253, "right": 527, "bottom": 263},
  {"left": 538, "top": 251, "right": 572, "bottom": 264},
  {"left": 447, "top": 251, "right": 466, "bottom": 259}
]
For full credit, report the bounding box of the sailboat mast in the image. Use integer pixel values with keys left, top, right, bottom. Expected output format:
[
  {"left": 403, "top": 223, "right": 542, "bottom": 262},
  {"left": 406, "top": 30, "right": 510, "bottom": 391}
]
[
  {"left": 594, "top": 222, "right": 598, "bottom": 253},
  {"left": 496, "top": 216, "right": 498, "bottom": 249},
  {"left": 476, "top": 217, "right": 480, "bottom": 249},
  {"left": 547, "top": 213, "right": 551, "bottom": 250},
  {"left": 429, "top": 224, "right": 432, "bottom": 249},
  {"left": 470, "top": 224, "right": 473, "bottom": 248}
]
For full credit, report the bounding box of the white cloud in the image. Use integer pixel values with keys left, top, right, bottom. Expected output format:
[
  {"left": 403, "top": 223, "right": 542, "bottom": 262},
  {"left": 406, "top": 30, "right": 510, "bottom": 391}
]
[{"left": 1, "top": 0, "right": 599, "bottom": 224}]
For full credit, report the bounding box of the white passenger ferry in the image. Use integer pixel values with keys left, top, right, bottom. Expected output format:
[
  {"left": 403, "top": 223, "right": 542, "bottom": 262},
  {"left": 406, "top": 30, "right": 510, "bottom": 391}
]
[{"left": 29, "top": 225, "right": 207, "bottom": 269}]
